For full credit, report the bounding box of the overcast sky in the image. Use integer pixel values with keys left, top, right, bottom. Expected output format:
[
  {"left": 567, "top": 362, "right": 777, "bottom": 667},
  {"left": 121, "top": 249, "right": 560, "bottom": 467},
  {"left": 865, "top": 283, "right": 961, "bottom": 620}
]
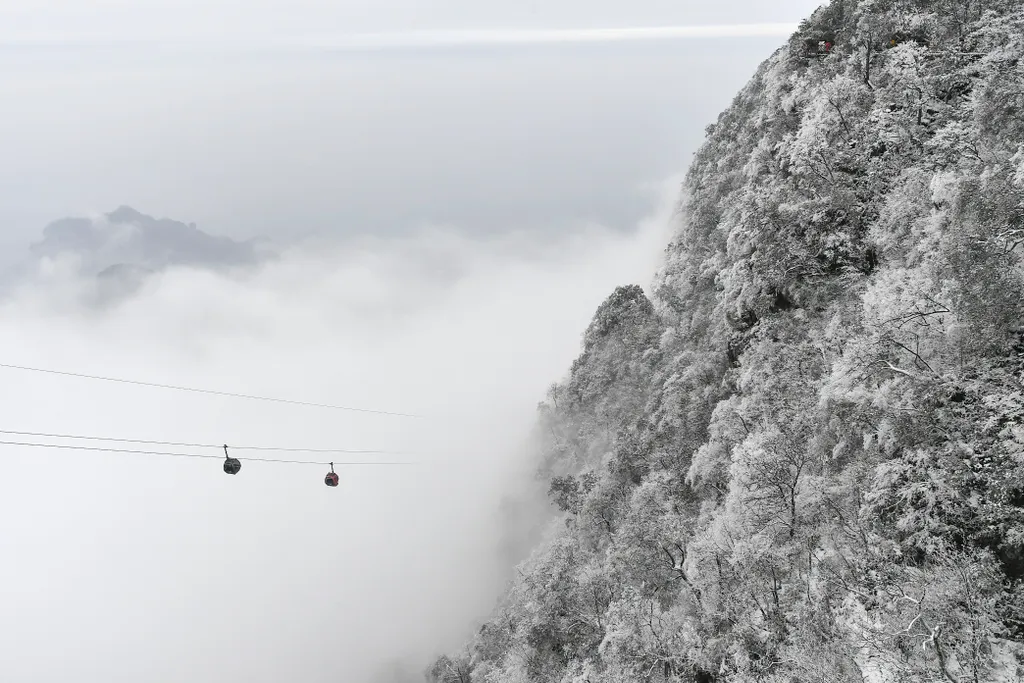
[
  {"left": 0, "top": 2, "right": 825, "bottom": 682},
  {"left": 2, "top": 1, "right": 818, "bottom": 37},
  {"left": 0, "top": 0, "right": 821, "bottom": 256}
]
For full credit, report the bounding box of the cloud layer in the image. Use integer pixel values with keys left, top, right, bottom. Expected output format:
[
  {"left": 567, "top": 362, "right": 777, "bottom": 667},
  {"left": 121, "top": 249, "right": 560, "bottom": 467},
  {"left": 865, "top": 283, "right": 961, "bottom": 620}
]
[{"left": 0, "top": 178, "right": 679, "bottom": 682}]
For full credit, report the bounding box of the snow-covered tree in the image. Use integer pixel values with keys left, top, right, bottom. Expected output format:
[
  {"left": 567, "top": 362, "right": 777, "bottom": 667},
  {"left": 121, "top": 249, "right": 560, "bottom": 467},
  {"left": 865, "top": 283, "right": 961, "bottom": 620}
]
[{"left": 427, "top": 1, "right": 1024, "bottom": 680}]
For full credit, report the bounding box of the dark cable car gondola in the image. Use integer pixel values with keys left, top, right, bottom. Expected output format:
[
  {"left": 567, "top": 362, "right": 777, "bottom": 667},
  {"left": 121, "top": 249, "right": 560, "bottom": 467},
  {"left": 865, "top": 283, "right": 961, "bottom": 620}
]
[
  {"left": 325, "top": 462, "right": 339, "bottom": 487},
  {"left": 223, "top": 444, "right": 241, "bottom": 475}
]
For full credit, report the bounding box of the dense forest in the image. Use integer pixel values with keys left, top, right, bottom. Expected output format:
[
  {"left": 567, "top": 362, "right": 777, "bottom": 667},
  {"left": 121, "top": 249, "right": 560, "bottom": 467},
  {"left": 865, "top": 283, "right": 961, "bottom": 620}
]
[{"left": 428, "top": 1, "right": 1024, "bottom": 680}]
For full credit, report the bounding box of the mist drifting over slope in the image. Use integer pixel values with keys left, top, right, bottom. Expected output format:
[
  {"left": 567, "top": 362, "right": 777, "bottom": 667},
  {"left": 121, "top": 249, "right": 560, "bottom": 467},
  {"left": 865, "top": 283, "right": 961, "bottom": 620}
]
[{"left": 0, "top": 182, "right": 678, "bottom": 683}]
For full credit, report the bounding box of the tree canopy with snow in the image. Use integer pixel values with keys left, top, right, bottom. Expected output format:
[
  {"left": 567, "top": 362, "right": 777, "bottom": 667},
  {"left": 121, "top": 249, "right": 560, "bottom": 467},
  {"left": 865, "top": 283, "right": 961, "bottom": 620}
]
[{"left": 430, "top": 1, "right": 1024, "bottom": 681}]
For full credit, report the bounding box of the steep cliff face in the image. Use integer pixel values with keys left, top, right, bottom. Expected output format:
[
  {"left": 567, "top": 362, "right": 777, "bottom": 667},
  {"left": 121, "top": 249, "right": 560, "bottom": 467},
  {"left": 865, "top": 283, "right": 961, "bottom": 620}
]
[{"left": 431, "top": 1, "right": 1024, "bottom": 681}]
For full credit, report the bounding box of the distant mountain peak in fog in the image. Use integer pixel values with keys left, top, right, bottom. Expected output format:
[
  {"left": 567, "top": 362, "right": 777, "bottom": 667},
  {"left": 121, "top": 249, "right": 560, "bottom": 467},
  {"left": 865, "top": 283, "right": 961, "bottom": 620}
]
[{"left": 30, "top": 205, "right": 263, "bottom": 274}]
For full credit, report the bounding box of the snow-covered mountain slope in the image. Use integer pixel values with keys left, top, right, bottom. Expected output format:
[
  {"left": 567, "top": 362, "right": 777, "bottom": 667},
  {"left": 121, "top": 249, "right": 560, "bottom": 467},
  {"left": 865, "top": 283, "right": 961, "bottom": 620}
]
[{"left": 429, "top": 1, "right": 1024, "bottom": 681}]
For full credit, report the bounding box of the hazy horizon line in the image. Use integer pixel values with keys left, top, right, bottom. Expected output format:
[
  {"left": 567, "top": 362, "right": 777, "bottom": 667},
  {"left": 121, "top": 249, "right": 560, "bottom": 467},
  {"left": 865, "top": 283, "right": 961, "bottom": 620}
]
[{"left": 0, "top": 23, "right": 800, "bottom": 51}]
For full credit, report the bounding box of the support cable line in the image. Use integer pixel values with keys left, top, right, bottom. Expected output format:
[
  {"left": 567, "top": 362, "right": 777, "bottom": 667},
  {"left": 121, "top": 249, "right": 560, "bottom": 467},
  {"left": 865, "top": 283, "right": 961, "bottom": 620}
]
[
  {"left": 0, "top": 439, "right": 414, "bottom": 466},
  {"left": 0, "top": 362, "right": 423, "bottom": 418},
  {"left": 0, "top": 428, "right": 409, "bottom": 455}
]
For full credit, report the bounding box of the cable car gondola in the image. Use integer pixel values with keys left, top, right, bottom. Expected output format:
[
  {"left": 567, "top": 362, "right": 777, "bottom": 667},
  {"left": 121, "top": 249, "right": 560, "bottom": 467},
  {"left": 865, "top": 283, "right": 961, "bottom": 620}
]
[
  {"left": 223, "top": 445, "right": 241, "bottom": 475},
  {"left": 325, "top": 462, "right": 339, "bottom": 487}
]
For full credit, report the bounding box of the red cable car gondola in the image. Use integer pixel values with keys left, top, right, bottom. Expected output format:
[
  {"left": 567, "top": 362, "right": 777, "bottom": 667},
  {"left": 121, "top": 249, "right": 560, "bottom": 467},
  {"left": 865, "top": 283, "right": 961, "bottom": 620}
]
[{"left": 325, "top": 462, "right": 339, "bottom": 487}]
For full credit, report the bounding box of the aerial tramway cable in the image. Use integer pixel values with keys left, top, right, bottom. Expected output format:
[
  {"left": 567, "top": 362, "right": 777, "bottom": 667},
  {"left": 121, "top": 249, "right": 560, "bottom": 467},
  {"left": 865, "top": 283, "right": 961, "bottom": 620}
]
[
  {"left": 0, "top": 361, "right": 425, "bottom": 487},
  {"left": 0, "top": 428, "right": 409, "bottom": 455},
  {"left": 0, "top": 435, "right": 414, "bottom": 489},
  {"left": 0, "top": 362, "right": 424, "bottom": 418},
  {"left": 0, "top": 438, "right": 413, "bottom": 466}
]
